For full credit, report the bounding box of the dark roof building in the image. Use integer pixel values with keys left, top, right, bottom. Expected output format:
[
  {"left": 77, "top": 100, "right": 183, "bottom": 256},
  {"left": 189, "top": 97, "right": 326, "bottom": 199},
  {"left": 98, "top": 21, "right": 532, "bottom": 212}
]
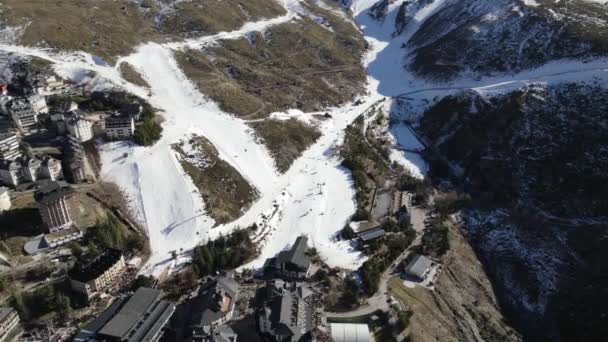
[
  {"left": 69, "top": 249, "right": 126, "bottom": 298},
  {"left": 74, "top": 288, "right": 175, "bottom": 342},
  {"left": 69, "top": 249, "right": 123, "bottom": 283},
  {"left": 257, "top": 280, "right": 314, "bottom": 342},
  {"left": 74, "top": 297, "right": 129, "bottom": 342},
  {"left": 190, "top": 275, "right": 240, "bottom": 341},
  {"left": 403, "top": 254, "right": 433, "bottom": 281},
  {"left": 270, "top": 236, "right": 311, "bottom": 280},
  {"left": 357, "top": 227, "right": 386, "bottom": 243},
  {"left": 34, "top": 180, "right": 74, "bottom": 204}
]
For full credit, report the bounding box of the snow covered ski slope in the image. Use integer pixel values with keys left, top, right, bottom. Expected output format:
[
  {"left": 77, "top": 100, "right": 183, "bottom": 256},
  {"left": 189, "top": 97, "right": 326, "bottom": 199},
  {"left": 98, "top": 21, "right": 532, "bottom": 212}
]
[{"left": 2, "top": 0, "right": 608, "bottom": 275}]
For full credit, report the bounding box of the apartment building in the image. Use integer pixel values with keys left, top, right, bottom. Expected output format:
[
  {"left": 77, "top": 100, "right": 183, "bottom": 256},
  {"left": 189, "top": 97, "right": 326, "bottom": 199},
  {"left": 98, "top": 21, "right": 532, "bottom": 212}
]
[
  {"left": 69, "top": 249, "right": 126, "bottom": 299},
  {"left": 66, "top": 116, "right": 95, "bottom": 142},
  {"left": 0, "top": 133, "right": 21, "bottom": 161},
  {"left": 105, "top": 115, "right": 135, "bottom": 140},
  {"left": 34, "top": 181, "right": 78, "bottom": 232}
]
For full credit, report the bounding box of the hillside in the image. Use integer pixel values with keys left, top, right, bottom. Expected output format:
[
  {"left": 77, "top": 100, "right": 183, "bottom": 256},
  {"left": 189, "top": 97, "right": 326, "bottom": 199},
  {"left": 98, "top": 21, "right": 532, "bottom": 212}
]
[
  {"left": 0, "top": 0, "right": 286, "bottom": 61},
  {"left": 417, "top": 82, "right": 608, "bottom": 341},
  {"left": 176, "top": 0, "right": 367, "bottom": 118},
  {"left": 393, "top": 0, "right": 608, "bottom": 79}
]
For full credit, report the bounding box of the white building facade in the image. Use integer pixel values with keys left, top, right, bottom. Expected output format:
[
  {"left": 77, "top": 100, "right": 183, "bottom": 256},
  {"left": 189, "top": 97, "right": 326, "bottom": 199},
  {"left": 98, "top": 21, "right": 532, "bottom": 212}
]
[
  {"left": 0, "top": 133, "right": 21, "bottom": 161},
  {"left": 67, "top": 117, "right": 94, "bottom": 142},
  {"left": 105, "top": 116, "right": 135, "bottom": 140}
]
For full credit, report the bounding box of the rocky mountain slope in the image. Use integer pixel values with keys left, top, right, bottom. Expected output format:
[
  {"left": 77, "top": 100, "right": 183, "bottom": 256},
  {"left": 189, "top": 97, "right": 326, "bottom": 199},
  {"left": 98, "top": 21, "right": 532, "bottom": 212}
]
[
  {"left": 390, "top": 0, "right": 608, "bottom": 80},
  {"left": 391, "top": 223, "right": 522, "bottom": 342},
  {"left": 416, "top": 82, "right": 608, "bottom": 341}
]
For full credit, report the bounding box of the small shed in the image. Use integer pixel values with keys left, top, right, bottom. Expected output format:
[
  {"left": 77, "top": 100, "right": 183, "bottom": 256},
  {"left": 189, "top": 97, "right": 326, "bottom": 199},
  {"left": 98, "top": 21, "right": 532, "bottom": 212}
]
[
  {"left": 357, "top": 227, "right": 386, "bottom": 244},
  {"left": 330, "top": 323, "right": 371, "bottom": 342},
  {"left": 403, "top": 254, "right": 433, "bottom": 281}
]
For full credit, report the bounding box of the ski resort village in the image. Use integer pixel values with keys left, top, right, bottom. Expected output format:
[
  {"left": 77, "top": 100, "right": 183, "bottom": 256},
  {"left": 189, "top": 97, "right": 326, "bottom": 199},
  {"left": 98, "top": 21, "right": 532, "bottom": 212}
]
[{"left": 0, "top": 0, "right": 606, "bottom": 341}]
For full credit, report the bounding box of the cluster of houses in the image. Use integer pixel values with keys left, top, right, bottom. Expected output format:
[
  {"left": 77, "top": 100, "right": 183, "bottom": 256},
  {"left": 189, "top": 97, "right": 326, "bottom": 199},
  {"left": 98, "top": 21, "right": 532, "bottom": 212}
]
[
  {"left": 0, "top": 133, "right": 63, "bottom": 186},
  {"left": 68, "top": 235, "right": 367, "bottom": 342},
  {"left": 0, "top": 74, "right": 142, "bottom": 188}
]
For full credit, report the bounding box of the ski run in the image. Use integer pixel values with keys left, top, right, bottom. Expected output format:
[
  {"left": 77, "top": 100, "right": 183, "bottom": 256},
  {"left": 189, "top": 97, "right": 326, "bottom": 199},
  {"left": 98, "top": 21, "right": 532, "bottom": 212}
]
[{"left": 2, "top": 0, "right": 608, "bottom": 275}]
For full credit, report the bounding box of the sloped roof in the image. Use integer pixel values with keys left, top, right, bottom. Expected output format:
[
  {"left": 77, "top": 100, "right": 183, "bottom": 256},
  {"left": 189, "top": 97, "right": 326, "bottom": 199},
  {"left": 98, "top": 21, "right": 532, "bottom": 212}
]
[
  {"left": 34, "top": 181, "right": 74, "bottom": 204},
  {"left": 193, "top": 276, "right": 240, "bottom": 327},
  {"left": 81, "top": 297, "right": 129, "bottom": 334},
  {"left": 330, "top": 323, "right": 370, "bottom": 342},
  {"left": 357, "top": 228, "right": 386, "bottom": 242},
  {"left": 404, "top": 254, "right": 433, "bottom": 279},
  {"left": 98, "top": 287, "right": 162, "bottom": 339},
  {"left": 277, "top": 236, "right": 310, "bottom": 270}
]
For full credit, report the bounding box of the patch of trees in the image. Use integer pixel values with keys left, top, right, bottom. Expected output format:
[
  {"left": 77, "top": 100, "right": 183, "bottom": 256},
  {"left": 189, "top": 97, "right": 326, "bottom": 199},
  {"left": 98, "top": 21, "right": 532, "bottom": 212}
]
[
  {"left": 397, "top": 310, "right": 413, "bottom": 331},
  {"left": 11, "top": 285, "right": 71, "bottom": 322},
  {"left": 419, "top": 192, "right": 470, "bottom": 258},
  {"left": 191, "top": 229, "right": 256, "bottom": 277},
  {"left": 81, "top": 215, "right": 148, "bottom": 261},
  {"left": 134, "top": 117, "right": 163, "bottom": 146},
  {"left": 341, "top": 224, "right": 356, "bottom": 240},
  {"left": 160, "top": 268, "right": 197, "bottom": 301},
  {"left": 339, "top": 277, "right": 360, "bottom": 308},
  {"left": 359, "top": 228, "right": 416, "bottom": 295},
  {"left": 381, "top": 218, "right": 413, "bottom": 233},
  {"left": 420, "top": 216, "right": 449, "bottom": 258},
  {"left": 397, "top": 173, "right": 432, "bottom": 206},
  {"left": 131, "top": 275, "right": 155, "bottom": 291},
  {"left": 340, "top": 115, "right": 389, "bottom": 221},
  {"left": 79, "top": 91, "right": 144, "bottom": 115}
]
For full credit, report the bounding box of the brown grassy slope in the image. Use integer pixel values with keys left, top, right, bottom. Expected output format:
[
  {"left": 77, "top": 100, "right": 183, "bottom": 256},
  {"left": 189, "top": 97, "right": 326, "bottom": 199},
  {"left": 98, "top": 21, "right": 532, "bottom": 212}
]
[
  {"left": 0, "top": 0, "right": 158, "bottom": 62},
  {"left": 0, "top": 0, "right": 286, "bottom": 62},
  {"left": 119, "top": 62, "right": 149, "bottom": 89},
  {"left": 176, "top": 4, "right": 366, "bottom": 118},
  {"left": 249, "top": 118, "right": 321, "bottom": 173},
  {"left": 160, "top": 0, "right": 286, "bottom": 36},
  {"left": 173, "top": 135, "right": 258, "bottom": 224},
  {"left": 388, "top": 224, "right": 521, "bottom": 342}
]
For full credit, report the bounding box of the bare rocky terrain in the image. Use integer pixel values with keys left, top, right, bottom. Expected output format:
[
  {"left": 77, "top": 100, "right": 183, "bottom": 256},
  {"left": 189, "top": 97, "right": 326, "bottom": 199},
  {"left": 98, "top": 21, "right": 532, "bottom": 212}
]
[
  {"left": 396, "top": 0, "right": 608, "bottom": 80},
  {"left": 416, "top": 82, "right": 608, "bottom": 341},
  {"left": 391, "top": 223, "right": 521, "bottom": 342}
]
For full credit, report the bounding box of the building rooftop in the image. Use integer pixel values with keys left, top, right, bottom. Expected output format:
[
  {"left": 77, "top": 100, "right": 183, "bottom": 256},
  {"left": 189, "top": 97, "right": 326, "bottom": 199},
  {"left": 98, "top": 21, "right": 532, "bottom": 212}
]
[
  {"left": 0, "top": 132, "right": 17, "bottom": 142},
  {"left": 34, "top": 180, "right": 74, "bottom": 204},
  {"left": 98, "top": 287, "right": 175, "bottom": 342},
  {"left": 105, "top": 115, "right": 134, "bottom": 128},
  {"left": 404, "top": 254, "right": 433, "bottom": 279},
  {"left": 276, "top": 236, "right": 311, "bottom": 271},
  {"left": 0, "top": 307, "right": 16, "bottom": 323},
  {"left": 357, "top": 228, "right": 386, "bottom": 242},
  {"left": 44, "top": 226, "right": 81, "bottom": 242},
  {"left": 68, "top": 248, "right": 123, "bottom": 283},
  {"left": 212, "top": 325, "right": 238, "bottom": 342},
  {"left": 330, "top": 323, "right": 371, "bottom": 342},
  {"left": 259, "top": 281, "right": 314, "bottom": 341},
  {"left": 78, "top": 297, "right": 129, "bottom": 337},
  {"left": 192, "top": 275, "right": 240, "bottom": 327}
]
